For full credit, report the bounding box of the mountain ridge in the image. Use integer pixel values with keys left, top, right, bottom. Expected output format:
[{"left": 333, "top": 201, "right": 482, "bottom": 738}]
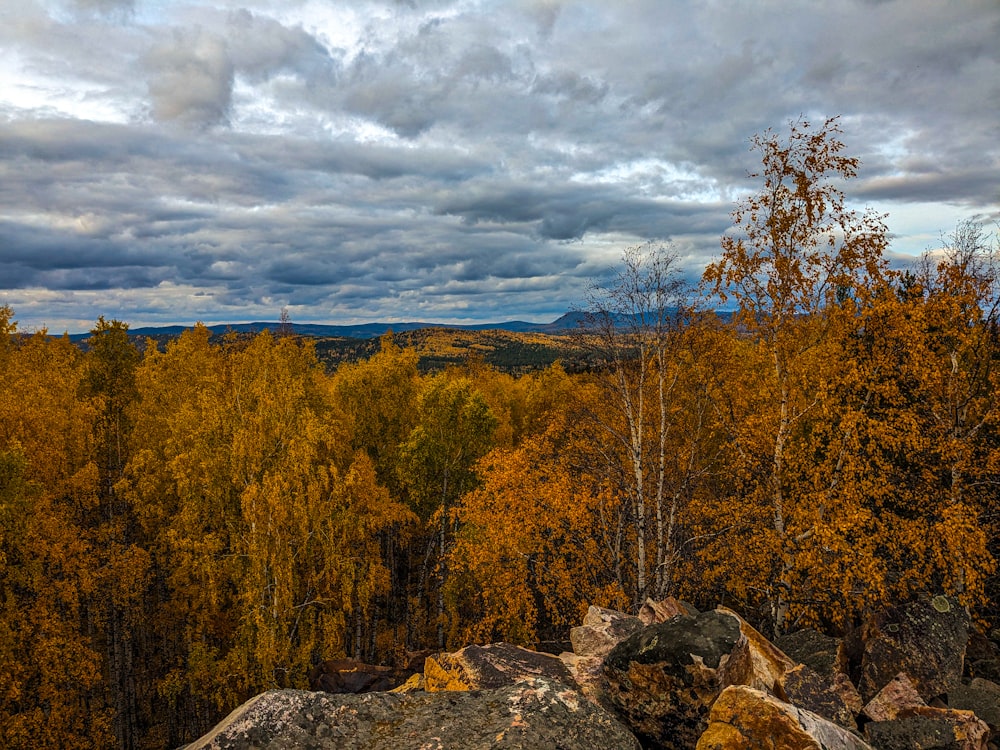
[{"left": 68, "top": 312, "right": 590, "bottom": 341}]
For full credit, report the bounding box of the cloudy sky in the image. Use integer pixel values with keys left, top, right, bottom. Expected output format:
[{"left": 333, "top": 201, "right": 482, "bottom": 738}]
[{"left": 1, "top": 0, "right": 998, "bottom": 332}]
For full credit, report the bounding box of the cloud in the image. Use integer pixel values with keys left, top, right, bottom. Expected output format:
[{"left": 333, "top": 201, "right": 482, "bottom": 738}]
[
  {"left": 145, "top": 29, "right": 235, "bottom": 128},
  {"left": 224, "top": 9, "right": 336, "bottom": 82},
  {"left": 0, "top": 0, "right": 996, "bottom": 331}
]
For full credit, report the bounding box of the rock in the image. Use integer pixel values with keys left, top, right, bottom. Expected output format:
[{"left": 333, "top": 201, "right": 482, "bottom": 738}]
[
  {"left": 948, "top": 681, "right": 1000, "bottom": 733},
  {"left": 389, "top": 673, "right": 424, "bottom": 693},
  {"left": 602, "top": 608, "right": 795, "bottom": 749},
  {"left": 777, "top": 628, "right": 849, "bottom": 677},
  {"left": 423, "top": 642, "right": 578, "bottom": 692},
  {"left": 966, "top": 631, "right": 1000, "bottom": 682},
  {"left": 697, "top": 685, "right": 873, "bottom": 750},
  {"left": 559, "top": 651, "right": 608, "bottom": 707},
  {"left": 858, "top": 596, "right": 969, "bottom": 702},
  {"left": 864, "top": 706, "right": 989, "bottom": 750},
  {"left": 638, "top": 597, "right": 699, "bottom": 625},
  {"left": 570, "top": 605, "right": 644, "bottom": 659},
  {"left": 535, "top": 639, "right": 573, "bottom": 655},
  {"left": 186, "top": 676, "right": 641, "bottom": 750},
  {"left": 780, "top": 663, "right": 863, "bottom": 729},
  {"left": 862, "top": 673, "right": 926, "bottom": 722},
  {"left": 603, "top": 609, "right": 742, "bottom": 748},
  {"left": 717, "top": 606, "right": 797, "bottom": 693},
  {"left": 308, "top": 658, "right": 401, "bottom": 694}
]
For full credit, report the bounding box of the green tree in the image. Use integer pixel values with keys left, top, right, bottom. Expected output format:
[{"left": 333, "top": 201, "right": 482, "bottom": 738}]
[{"left": 398, "top": 375, "right": 497, "bottom": 648}]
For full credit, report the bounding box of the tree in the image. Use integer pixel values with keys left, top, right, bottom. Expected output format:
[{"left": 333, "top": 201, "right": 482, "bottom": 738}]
[
  {"left": 580, "top": 243, "right": 699, "bottom": 605},
  {"left": 80, "top": 317, "right": 146, "bottom": 750},
  {"left": 0, "top": 323, "right": 113, "bottom": 748},
  {"left": 703, "top": 116, "right": 890, "bottom": 633},
  {"left": 398, "top": 375, "right": 497, "bottom": 648},
  {"left": 448, "top": 425, "right": 627, "bottom": 645}
]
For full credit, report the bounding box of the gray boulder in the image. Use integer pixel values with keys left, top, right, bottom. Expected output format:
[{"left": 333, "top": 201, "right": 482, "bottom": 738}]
[
  {"left": 864, "top": 707, "right": 989, "bottom": 750},
  {"left": 423, "top": 642, "right": 578, "bottom": 692},
  {"left": 186, "top": 676, "right": 640, "bottom": 750},
  {"left": 570, "top": 605, "right": 644, "bottom": 659}
]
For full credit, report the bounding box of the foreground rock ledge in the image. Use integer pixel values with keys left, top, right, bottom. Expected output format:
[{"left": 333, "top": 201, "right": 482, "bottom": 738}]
[{"left": 185, "top": 676, "right": 641, "bottom": 750}]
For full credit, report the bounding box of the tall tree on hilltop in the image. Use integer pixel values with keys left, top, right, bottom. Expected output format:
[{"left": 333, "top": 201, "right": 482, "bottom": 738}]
[{"left": 703, "top": 116, "right": 891, "bottom": 633}]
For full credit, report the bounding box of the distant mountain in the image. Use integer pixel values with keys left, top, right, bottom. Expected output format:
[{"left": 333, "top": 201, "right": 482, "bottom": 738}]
[
  {"left": 67, "top": 309, "right": 731, "bottom": 343},
  {"left": 64, "top": 314, "right": 587, "bottom": 342}
]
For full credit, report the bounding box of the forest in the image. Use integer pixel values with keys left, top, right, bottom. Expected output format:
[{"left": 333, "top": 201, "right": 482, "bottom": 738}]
[{"left": 2, "top": 118, "right": 999, "bottom": 749}]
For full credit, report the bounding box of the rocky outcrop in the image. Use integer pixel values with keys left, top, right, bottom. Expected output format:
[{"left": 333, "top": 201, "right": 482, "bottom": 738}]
[
  {"left": 186, "top": 595, "right": 1000, "bottom": 750},
  {"left": 308, "top": 658, "right": 402, "bottom": 694},
  {"left": 862, "top": 672, "right": 926, "bottom": 722},
  {"left": 570, "top": 605, "right": 645, "bottom": 659},
  {"left": 948, "top": 679, "right": 1000, "bottom": 734},
  {"left": 697, "top": 685, "right": 873, "bottom": 750},
  {"left": 187, "top": 676, "right": 641, "bottom": 750},
  {"left": 601, "top": 608, "right": 796, "bottom": 749},
  {"left": 561, "top": 605, "right": 645, "bottom": 707},
  {"left": 423, "top": 642, "right": 578, "bottom": 692},
  {"left": 857, "top": 595, "right": 969, "bottom": 702},
  {"left": 638, "top": 596, "right": 699, "bottom": 625}
]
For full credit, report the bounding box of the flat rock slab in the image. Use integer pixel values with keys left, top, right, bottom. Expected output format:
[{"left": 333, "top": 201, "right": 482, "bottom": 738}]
[
  {"left": 186, "top": 677, "right": 640, "bottom": 750},
  {"left": 424, "top": 642, "right": 578, "bottom": 692}
]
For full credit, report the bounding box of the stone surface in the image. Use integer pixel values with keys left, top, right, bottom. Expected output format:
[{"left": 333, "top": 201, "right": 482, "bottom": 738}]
[
  {"left": 965, "top": 632, "right": 1000, "bottom": 683},
  {"left": 559, "top": 651, "right": 608, "bottom": 707},
  {"left": 570, "top": 605, "right": 645, "bottom": 659},
  {"left": 308, "top": 658, "right": 401, "bottom": 694},
  {"left": 858, "top": 596, "right": 969, "bottom": 702},
  {"left": 696, "top": 685, "right": 873, "bottom": 750},
  {"left": 864, "top": 706, "right": 989, "bottom": 750},
  {"left": 186, "top": 677, "right": 641, "bottom": 750},
  {"left": 862, "top": 672, "right": 926, "bottom": 722},
  {"left": 638, "top": 596, "right": 699, "bottom": 625},
  {"left": 423, "top": 642, "right": 578, "bottom": 692},
  {"left": 777, "top": 629, "right": 849, "bottom": 677},
  {"left": 389, "top": 673, "right": 424, "bottom": 693},
  {"left": 602, "top": 607, "right": 799, "bottom": 749},
  {"left": 716, "top": 606, "right": 797, "bottom": 694},
  {"left": 780, "top": 663, "right": 862, "bottom": 729},
  {"left": 948, "top": 681, "right": 1000, "bottom": 733},
  {"left": 603, "top": 609, "right": 743, "bottom": 748}
]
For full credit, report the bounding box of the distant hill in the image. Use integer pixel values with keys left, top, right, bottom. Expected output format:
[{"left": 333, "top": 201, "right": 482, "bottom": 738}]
[
  {"left": 68, "top": 313, "right": 587, "bottom": 343},
  {"left": 66, "top": 310, "right": 730, "bottom": 374}
]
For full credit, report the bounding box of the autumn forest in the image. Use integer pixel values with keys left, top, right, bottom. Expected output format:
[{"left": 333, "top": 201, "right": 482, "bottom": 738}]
[{"left": 2, "top": 119, "right": 999, "bottom": 748}]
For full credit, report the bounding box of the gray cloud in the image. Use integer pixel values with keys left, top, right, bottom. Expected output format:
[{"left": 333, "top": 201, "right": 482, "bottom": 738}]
[
  {"left": 146, "top": 29, "right": 235, "bottom": 128},
  {"left": 0, "top": 0, "right": 996, "bottom": 331}
]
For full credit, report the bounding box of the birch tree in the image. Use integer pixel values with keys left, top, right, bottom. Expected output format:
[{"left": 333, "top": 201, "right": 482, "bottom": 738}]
[{"left": 703, "top": 116, "right": 890, "bottom": 633}]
